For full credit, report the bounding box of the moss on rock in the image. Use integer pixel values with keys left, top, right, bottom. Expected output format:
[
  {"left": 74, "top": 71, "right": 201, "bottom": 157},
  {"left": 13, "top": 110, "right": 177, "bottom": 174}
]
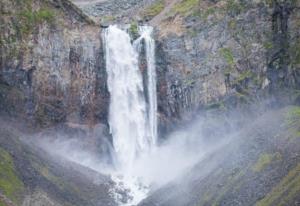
[
  {"left": 252, "top": 153, "right": 275, "bottom": 172},
  {"left": 171, "top": 0, "right": 199, "bottom": 17},
  {"left": 142, "top": 0, "right": 165, "bottom": 19},
  {"left": 0, "top": 148, "right": 24, "bottom": 204},
  {"left": 256, "top": 163, "right": 300, "bottom": 206},
  {"left": 220, "top": 47, "right": 235, "bottom": 67}
]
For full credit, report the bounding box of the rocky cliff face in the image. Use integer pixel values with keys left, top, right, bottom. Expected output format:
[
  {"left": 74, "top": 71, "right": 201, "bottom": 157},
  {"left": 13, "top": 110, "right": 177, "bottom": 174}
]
[
  {"left": 72, "top": 0, "right": 157, "bottom": 23},
  {"left": 72, "top": 0, "right": 300, "bottom": 132},
  {"left": 0, "top": 119, "right": 116, "bottom": 206},
  {"left": 0, "top": 0, "right": 108, "bottom": 128},
  {"left": 139, "top": 106, "right": 300, "bottom": 206},
  {"left": 152, "top": 0, "right": 300, "bottom": 124},
  {"left": 1, "top": 0, "right": 299, "bottom": 131}
]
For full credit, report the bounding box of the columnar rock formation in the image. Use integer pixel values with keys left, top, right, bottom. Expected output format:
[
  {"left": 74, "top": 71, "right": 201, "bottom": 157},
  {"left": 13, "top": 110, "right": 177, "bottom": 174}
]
[{"left": 0, "top": 0, "right": 108, "bottom": 127}]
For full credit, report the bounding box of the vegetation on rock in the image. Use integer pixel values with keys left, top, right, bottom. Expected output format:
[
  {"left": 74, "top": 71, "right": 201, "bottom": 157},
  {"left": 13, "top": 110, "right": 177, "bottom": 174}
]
[
  {"left": 171, "top": 0, "right": 199, "bottom": 16},
  {"left": 142, "top": 0, "right": 165, "bottom": 19},
  {"left": 0, "top": 148, "right": 24, "bottom": 204},
  {"left": 252, "top": 153, "right": 279, "bottom": 172},
  {"left": 256, "top": 163, "right": 300, "bottom": 206}
]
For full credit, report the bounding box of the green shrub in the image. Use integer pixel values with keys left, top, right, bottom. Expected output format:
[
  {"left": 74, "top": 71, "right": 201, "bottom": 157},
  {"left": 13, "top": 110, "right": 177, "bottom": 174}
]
[
  {"left": 256, "top": 163, "right": 300, "bottom": 206},
  {"left": 252, "top": 153, "right": 274, "bottom": 172},
  {"left": 226, "top": 0, "right": 244, "bottom": 16},
  {"left": 290, "top": 39, "right": 300, "bottom": 66},
  {"left": 19, "top": 8, "right": 55, "bottom": 35},
  {"left": 0, "top": 148, "right": 24, "bottom": 204},
  {"left": 171, "top": 0, "right": 199, "bottom": 16},
  {"left": 220, "top": 48, "right": 234, "bottom": 67},
  {"left": 35, "top": 9, "right": 55, "bottom": 23},
  {"left": 285, "top": 106, "right": 300, "bottom": 138},
  {"left": 129, "top": 22, "right": 139, "bottom": 39},
  {"left": 235, "top": 71, "right": 254, "bottom": 83},
  {"left": 143, "top": 0, "right": 164, "bottom": 18}
]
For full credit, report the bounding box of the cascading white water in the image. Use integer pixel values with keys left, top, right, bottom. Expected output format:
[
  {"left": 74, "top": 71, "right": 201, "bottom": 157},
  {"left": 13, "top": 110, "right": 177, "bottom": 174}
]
[
  {"left": 104, "top": 25, "right": 148, "bottom": 170},
  {"left": 103, "top": 25, "right": 157, "bottom": 205},
  {"left": 138, "top": 26, "right": 158, "bottom": 146}
]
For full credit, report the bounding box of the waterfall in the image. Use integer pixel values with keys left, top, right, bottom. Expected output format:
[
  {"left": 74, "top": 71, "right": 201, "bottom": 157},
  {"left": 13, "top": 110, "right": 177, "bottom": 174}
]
[
  {"left": 103, "top": 25, "right": 157, "bottom": 205},
  {"left": 139, "top": 26, "right": 158, "bottom": 146},
  {"left": 103, "top": 25, "right": 157, "bottom": 168}
]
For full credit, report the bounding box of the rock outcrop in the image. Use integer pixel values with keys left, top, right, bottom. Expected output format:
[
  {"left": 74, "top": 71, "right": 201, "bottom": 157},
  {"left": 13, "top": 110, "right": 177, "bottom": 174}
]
[
  {"left": 0, "top": 0, "right": 108, "bottom": 127},
  {"left": 139, "top": 106, "right": 300, "bottom": 206},
  {"left": 70, "top": 0, "right": 300, "bottom": 132},
  {"left": 151, "top": 0, "right": 300, "bottom": 125},
  {"left": 0, "top": 119, "right": 116, "bottom": 206}
]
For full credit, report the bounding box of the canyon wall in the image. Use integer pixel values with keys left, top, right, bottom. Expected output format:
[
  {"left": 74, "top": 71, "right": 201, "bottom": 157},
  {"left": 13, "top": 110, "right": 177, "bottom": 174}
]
[
  {"left": 1, "top": 0, "right": 300, "bottom": 131},
  {"left": 152, "top": 0, "right": 300, "bottom": 126},
  {"left": 0, "top": 0, "right": 108, "bottom": 127}
]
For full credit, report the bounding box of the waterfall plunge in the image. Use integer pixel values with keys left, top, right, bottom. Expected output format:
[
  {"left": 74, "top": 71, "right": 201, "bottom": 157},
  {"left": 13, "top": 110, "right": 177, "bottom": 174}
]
[
  {"left": 103, "top": 25, "right": 157, "bottom": 205},
  {"left": 138, "top": 26, "right": 158, "bottom": 148}
]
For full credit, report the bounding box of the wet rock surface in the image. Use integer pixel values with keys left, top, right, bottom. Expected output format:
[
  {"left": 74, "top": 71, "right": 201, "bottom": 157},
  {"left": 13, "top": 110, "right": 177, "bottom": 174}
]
[
  {"left": 139, "top": 107, "right": 300, "bottom": 206},
  {"left": 0, "top": 0, "right": 108, "bottom": 128},
  {"left": 0, "top": 119, "right": 117, "bottom": 206},
  {"left": 152, "top": 0, "right": 300, "bottom": 128}
]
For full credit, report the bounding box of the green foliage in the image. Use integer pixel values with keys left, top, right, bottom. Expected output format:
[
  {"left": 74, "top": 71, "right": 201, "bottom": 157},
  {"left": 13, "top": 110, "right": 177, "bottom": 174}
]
[
  {"left": 226, "top": 0, "right": 245, "bottom": 16},
  {"left": 171, "top": 0, "right": 199, "bottom": 16},
  {"left": 228, "top": 19, "right": 237, "bottom": 30},
  {"left": 191, "top": 6, "right": 216, "bottom": 21},
  {"left": 0, "top": 148, "right": 24, "bottom": 204},
  {"left": 202, "top": 7, "right": 216, "bottom": 19},
  {"left": 285, "top": 106, "right": 300, "bottom": 138},
  {"left": 210, "top": 167, "right": 246, "bottom": 206},
  {"left": 101, "top": 15, "right": 115, "bottom": 22},
  {"left": 0, "top": 200, "right": 7, "bottom": 206},
  {"left": 252, "top": 153, "right": 277, "bottom": 172},
  {"left": 143, "top": 0, "right": 164, "bottom": 18},
  {"left": 235, "top": 70, "right": 253, "bottom": 83},
  {"left": 32, "top": 163, "right": 81, "bottom": 196},
  {"left": 285, "top": 106, "right": 300, "bottom": 127},
  {"left": 220, "top": 48, "right": 234, "bottom": 67},
  {"left": 290, "top": 39, "right": 300, "bottom": 66},
  {"left": 256, "top": 163, "right": 300, "bottom": 206},
  {"left": 19, "top": 8, "right": 55, "bottom": 35},
  {"left": 129, "top": 22, "right": 139, "bottom": 39},
  {"left": 35, "top": 9, "right": 55, "bottom": 22},
  {"left": 263, "top": 41, "right": 273, "bottom": 50}
]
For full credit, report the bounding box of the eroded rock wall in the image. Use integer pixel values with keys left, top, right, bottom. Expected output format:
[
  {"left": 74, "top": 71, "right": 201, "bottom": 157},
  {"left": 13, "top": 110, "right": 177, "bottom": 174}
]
[
  {"left": 153, "top": 0, "right": 300, "bottom": 126},
  {"left": 0, "top": 0, "right": 108, "bottom": 127}
]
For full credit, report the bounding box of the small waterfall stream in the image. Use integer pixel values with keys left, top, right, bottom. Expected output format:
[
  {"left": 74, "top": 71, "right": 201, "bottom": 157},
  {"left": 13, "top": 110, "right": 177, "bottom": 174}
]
[
  {"left": 103, "top": 25, "right": 157, "bottom": 205},
  {"left": 138, "top": 26, "right": 158, "bottom": 147}
]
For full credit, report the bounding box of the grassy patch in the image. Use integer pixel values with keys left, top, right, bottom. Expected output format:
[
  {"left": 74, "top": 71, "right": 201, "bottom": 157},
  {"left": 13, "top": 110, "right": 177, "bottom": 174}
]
[
  {"left": 220, "top": 47, "right": 234, "bottom": 67},
  {"left": 263, "top": 41, "right": 273, "bottom": 50},
  {"left": 171, "top": 0, "right": 199, "bottom": 16},
  {"left": 19, "top": 8, "right": 55, "bottom": 35},
  {"left": 0, "top": 147, "right": 24, "bottom": 204},
  {"left": 226, "top": 0, "right": 245, "bottom": 16},
  {"left": 129, "top": 22, "right": 139, "bottom": 39},
  {"left": 285, "top": 106, "right": 300, "bottom": 138},
  {"left": 0, "top": 200, "right": 7, "bottom": 206},
  {"left": 142, "top": 0, "right": 164, "bottom": 19},
  {"left": 101, "top": 15, "right": 115, "bottom": 22},
  {"left": 37, "top": 165, "right": 82, "bottom": 198},
  {"left": 256, "top": 163, "right": 300, "bottom": 206},
  {"left": 211, "top": 168, "right": 246, "bottom": 206},
  {"left": 252, "top": 153, "right": 280, "bottom": 172},
  {"left": 286, "top": 106, "right": 300, "bottom": 126},
  {"left": 235, "top": 70, "right": 254, "bottom": 83},
  {"left": 290, "top": 39, "right": 300, "bottom": 66}
]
